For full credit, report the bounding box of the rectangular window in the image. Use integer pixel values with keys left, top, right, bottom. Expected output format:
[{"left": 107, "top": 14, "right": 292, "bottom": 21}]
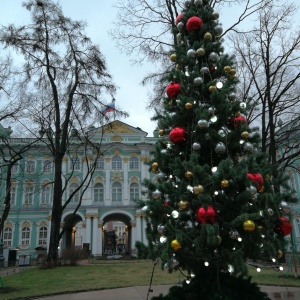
[
  {"left": 25, "top": 161, "right": 36, "bottom": 173},
  {"left": 43, "top": 160, "right": 52, "bottom": 173},
  {"left": 39, "top": 227, "right": 47, "bottom": 246},
  {"left": 24, "top": 186, "right": 34, "bottom": 205},
  {"left": 3, "top": 228, "right": 12, "bottom": 246},
  {"left": 112, "top": 187, "right": 122, "bottom": 202},
  {"left": 10, "top": 186, "right": 16, "bottom": 205},
  {"left": 11, "top": 163, "right": 19, "bottom": 173},
  {"left": 95, "top": 158, "right": 104, "bottom": 170},
  {"left": 70, "top": 157, "right": 80, "bottom": 171},
  {"left": 21, "top": 230, "right": 30, "bottom": 245}
]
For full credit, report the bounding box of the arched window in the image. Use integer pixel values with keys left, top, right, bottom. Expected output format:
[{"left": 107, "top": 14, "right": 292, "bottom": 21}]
[
  {"left": 95, "top": 157, "right": 105, "bottom": 170},
  {"left": 69, "top": 183, "right": 80, "bottom": 202},
  {"left": 112, "top": 182, "right": 122, "bottom": 202},
  {"left": 94, "top": 183, "right": 104, "bottom": 202},
  {"left": 25, "top": 160, "right": 36, "bottom": 173},
  {"left": 24, "top": 181, "right": 34, "bottom": 205},
  {"left": 39, "top": 226, "right": 47, "bottom": 246},
  {"left": 130, "top": 182, "right": 140, "bottom": 201},
  {"left": 3, "top": 227, "right": 12, "bottom": 246},
  {"left": 112, "top": 156, "right": 122, "bottom": 170},
  {"left": 129, "top": 157, "right": 139, "bottom": 170},
  {"left": 41, "top": 184, "right": 51, "bottom": 204},
  {"left": 21, "top": 227, "right": 31, "bottom": 246}
]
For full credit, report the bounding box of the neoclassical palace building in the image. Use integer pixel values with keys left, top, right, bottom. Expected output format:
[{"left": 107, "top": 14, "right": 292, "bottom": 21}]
[{"left": 0, "top": 121, "right": 158, "bottom": 263}]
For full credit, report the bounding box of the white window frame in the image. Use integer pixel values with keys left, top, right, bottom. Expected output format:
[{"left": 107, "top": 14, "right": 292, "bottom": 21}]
[
  {"left": 43, "top": 160, "right": 52, "bottom": 173},
  {"left": 95, "top": 157, "right": 105, "bottom": 170},
  {"left": 70, "top": 157, "right": 80, "bottom": 171},
  {"left": 112, "top": 182, "right": 122, "bottom": 202},
  {"left": 24, "top": 184, "right": 34, "bottom": 205},
  {"left": 111, "top": 156, "right": 122, "bottom": 170},
  {"left": 130, "top": 182, "right": 140, "bottom": 201},
  {"left": 94, "top": 182, "right": 104, "bottom": 202},
  {"left": 129, "top": 157, "right": 139, "bottom": 170},
  {"left": 3, "top": 227, "right": 13, "bottom": 246},
  {"left": 21, "top": 227, "right": 31, "bottom": 246},
  {"left": 25, "top": 160, "right": 36, "bottom": 173},
  {"left": 11, "top": 163, "right": 19, "bottom": 173},
  {"left": 10, "top": 185, "right": 16, "bottom": 206},
  {"left": 38, "top": 226, "right": 48, "bottom": 246},
  {"left": 41, "top": 184, "right": 51, "bottom": 205},
  {"left": 69, "top": 183, "right": 80, "bottom": 202}
]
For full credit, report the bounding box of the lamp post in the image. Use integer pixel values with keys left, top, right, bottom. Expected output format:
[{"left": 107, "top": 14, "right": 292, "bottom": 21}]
[{"left": 281, "top": 201, "right": 299, "bottom": 277}]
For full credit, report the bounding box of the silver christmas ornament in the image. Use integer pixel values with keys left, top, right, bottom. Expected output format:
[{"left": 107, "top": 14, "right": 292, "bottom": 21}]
[
  {"left": 218, "top": 129, "right": 226, "bottom": 137},
  {"left": 192, "top": 142, "right": 201, "bottom": 150},
  {"left": 210, "top": 115, "right": 218, "bottom": 123},
  {"left": 215, "top": 142, "right": 226, "bottom": 154},
  {"left": 194, "top": 77, "right": 203, "bottom": 86},
  {"left": 177, "top": 22, "right": 184, "bottom": 31},
  {"left": 268, "top": 208, "right": 274, "bottom": 216},
  {"left": 212, "top": 11, "right": 220, "bottom": 20},
  {"left": 200, "top": 67, "right": 209, "bottom": 74},
  {"left": 157, "top": 171, "right": 166, "bottom": 180},
  {"left": 208, "top": 107, "right": 216, "bottom": 114},
  {"left": 187, "top": 49, "right": 196, "bottom": 58},
  {"left": 228, "top": 92, "right": 237, "bottom": 100},
  {"left": 152, "top": 189, "right": 162, "bottom": 199},
  {"left": 184, "top": 0, "right": 191, "bottom": 7},
  {"left": 243, "top": 142, "right": 254, "bottom": 152},
  {"left": 229, "top": 229, "right": 239, "bottom": 239},
  {"left": 198, "top": 119, "right": 209, "bottom": 128},
  {"left": 177, "top": 33, "right": 182, "bottom": 43},
  {"left": 240, "top": 102, "right": 247, "bottom": 109},
  {"left": 247, "top": 185, "right": 257, "bottom": 195},
  {"left": 194, "top": 0, "right": 203, "bottom": 5},
  {"left": 209, "top": 52, "right": 219, "bottom": 61},
  {"left": 215, "top": 26, "right": 223, "bottom": 36},
  {"left": 171, "top": 210, "right": 179, "bottom": 219},
  {"left": 157, "top": 224, "right": 166, "bottom": 235}
]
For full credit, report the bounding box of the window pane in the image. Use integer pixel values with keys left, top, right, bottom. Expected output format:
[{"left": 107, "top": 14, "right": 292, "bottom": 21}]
[
  {"left": 21, "top": 227, "right": 31, "bottom": 245},
  {"left": 26, "top": 161, "right": 35, "bottom": 173},
  {"left": 96, "top": 157, "right": 104, "bottom": 170},
  {"left": 129, "top": 157, "right": 139, "bottom": 170},
  {"left": 41, "top": 185, "right": 51, "bottom": 204},
  {"left": 3, "top": 228, "right": 12, "bottom": 246},
  {"left": 10, "top": 186, "right": 16, "bottom": 205},
  {"left": 43, "top": 160, "right": 52, "bottom": 172},
  {"left": 24, "top": 186, "right": 34, "bottom": 204},
  {"left": 112, "top": 156, "right": 122, "bottom": 170},
  {"left": 112, "top": 182, "right": 122, "bottom": 201},
  {"left": 69, "top": 183, "right": 79, "bottom": 202},
  {"left": 94, "top": 183, "right": 104, "bottom": 202},
  {"left": 39, "top": 226, "right": 47, "bottom": 246},
  {"left": 70, "top": 157, "right": 80, "bottom": 170},
  {"left": 130, "top": 183, "right": 139, "bottom": 201}
]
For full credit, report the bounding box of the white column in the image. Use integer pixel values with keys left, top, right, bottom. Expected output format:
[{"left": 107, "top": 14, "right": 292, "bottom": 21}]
[
  {"left": 105, "top": 158, "right": 110, "bottom": 202},
  {"left": 136, "top": 214, "right": 142, "bottom": 242},
  {"left": 98, "top": 223, "right": 103, "bottom": 256},
  {"left": 123, "top": 157, "right": 129, "bottom": 202},
  {"left": 85, "top": 216, "right": 92, "bottom": 248},
  {"left": 131, "top": 220, "right": 137, "bottom": 251},
  {"left": 92, "top": 215, "right": 98, "bottom": 255}
]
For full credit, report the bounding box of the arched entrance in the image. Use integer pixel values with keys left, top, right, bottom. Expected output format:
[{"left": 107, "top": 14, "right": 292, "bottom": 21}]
[
  {"left": 61, "top": 214, "right": 83, "bottom": 251},
  {"left": 102, "top": 213, "right": 132, "bottom": 256}
]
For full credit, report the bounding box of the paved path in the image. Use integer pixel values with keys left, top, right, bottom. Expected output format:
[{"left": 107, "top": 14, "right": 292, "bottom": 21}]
[{"left": 34, "top": 284, "right": 300, "bottom": 300}]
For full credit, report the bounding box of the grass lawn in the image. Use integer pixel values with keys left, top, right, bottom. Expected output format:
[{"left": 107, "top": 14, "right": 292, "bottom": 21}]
[{"left": 0, "top": 260, "right": 299, "bottom": 300}]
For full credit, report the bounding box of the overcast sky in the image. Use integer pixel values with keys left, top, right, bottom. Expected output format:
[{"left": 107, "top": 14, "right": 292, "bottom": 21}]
[{"left": 1, "top": 1, "right": 250, "bottom": 137}]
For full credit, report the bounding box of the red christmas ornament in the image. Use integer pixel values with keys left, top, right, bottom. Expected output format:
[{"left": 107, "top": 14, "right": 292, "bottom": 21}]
[
  {"left": 209, "top": 65, "right": 216, "bottom": 72},
  {"left": 169, "top": 127, "right": 188, "bottom": 144},
  {"left": 196, "top": 206, "right": 216, "bottom": 224},
  {"left": 274, "top": 217, "right": 292, "bottom": 236},
  {"left": 186, "top": 16, "right": 203, "bottom": 32},
  {"left": 176, "top": 13, "right": 184, "bottom": 25},
  {"left": 166, "top": 82, "right": 181, "bottom": 99},
  {"left": 229, "top": 115, "right": 247, "bottom": 129},
  {"left": 247, "top": 173, "right": 264, "bottom": 191}
]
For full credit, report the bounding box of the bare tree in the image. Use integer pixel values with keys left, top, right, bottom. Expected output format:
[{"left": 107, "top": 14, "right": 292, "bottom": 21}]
[
  {"left": 0, "top": 0, "right": 127, "bottom": 266},
  {"left": 228, "top": 0, "right": 300, "bottom": 172}
]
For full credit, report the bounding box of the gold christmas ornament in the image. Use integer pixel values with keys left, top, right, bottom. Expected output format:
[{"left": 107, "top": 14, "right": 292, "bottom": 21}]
[
  {"left": 170, "top": 53, "right": 177, "bottom": 62},
  {"left": 159, "top": 129, "right": 165, "bottom": 136},
  {"left": 179, "top": 200, "right": 189, "bottom": 210},
  {"left": 229, "top": 69, "right": 236, "bottom": 76},
  {"left": 277, "top": 250, "right": 283, "bottom": 259},
  {"left": 151, "top": 168, "right": 158, "bottom": 174},
  {"left": 212, "top": 11, "right": 220, "bottom": 20},
  {"left": 243, "top": 220, "right": 255, "bottom": 232},
  {"left": 185, "top": 171, "right": 193, "bottom": 178},
  {"left": 209, "top": 85, "right": 217, "bottom": 92},
  {"left": 185, "top": 102, "right": 193, "bottom": 110},
  {"left": 221, "top": 179, "right": 229, "bottom": 188},
  {"left": 193, "top": 185, "right": 204, "bottom": 194},
  {"left": 241, "top": 131, "right": 250, "bottom": 139},
  {"left": 257, "top": 225, "right": 263, "bottom": 231},
  {"left": 224, "top": 66, "right": 231, "bottom": 72},
  {"left": 171, "top": 239, "right": 182, "bottom": 251},
  {"left": 204, "top": 32, "right": 212, "bottom": 40},
  {"left": 229, "top": 74, "right": 235, "bottom": 79},
  {"left": 196, "top": 48, "right": 205, "bottom": 56},
  {"left": 152, "top": 162, "right": 159, "bottom": 169},
  {"left": 235, "top": 111, "right": 241, "bottom": 117}
]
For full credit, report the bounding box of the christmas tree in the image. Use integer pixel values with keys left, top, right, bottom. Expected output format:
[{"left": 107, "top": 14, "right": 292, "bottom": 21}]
[{"left": 138, "top": 1, "right": 296, "bottom": 299}]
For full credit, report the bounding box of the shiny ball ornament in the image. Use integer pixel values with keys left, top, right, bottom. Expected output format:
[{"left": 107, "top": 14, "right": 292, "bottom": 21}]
[
  {"left": 229, "top": 229, "right": 239, "bottom": 239},
  {"left": 169, "top": 127, "right": 188, "bottom": 144},
  {"left": 193, "top": 185, "right": 204, "bottom": 194},
  {"left": 157, "top": 224, "right": 166, "bottom": 235},
  {"left": 187, "top": 49, "right": 196, "bottom": 58},
  {"left": 152, "top": 189, "right": 162, "bottom": 199},
  {"left": 218, "top": 129, "right": 226, "bottom": 137},
  {"left": 194, "top": 0, "right": 203, "bottom": 5},
  {"left": 166, "top": 83, "right": 181, "bottom": 98},
  {"left": 247, "top": 173, "right": 264, "bottom": 191},
  {"left": 228, "top": 92, "right": 237, "bottom": 100},
  {"left": 200, "top": 66, "right": 209, "bottom": 74},
  {"left": 268, "top": 208, "right": 274, "bottom": 216},
  {"left": 229, "top": 115, "right": 247, "bottom": 129},
  {"left": 229, "top": 68, "right": 236, "bottom": 76},
  {"left": 151, "top": 168, "right": 158, "bottom": 174},
  {"left": 192, "top": 142, "right": 201, "bottom": 150},
  {"left": 281, "top": 201, "right": 291, "bottom": 215},
  {"left": 221, "top": 179, "right": 229, "bottom": 188},
  {"left": 208, "top": 107, "right": 216, "bottom": 114},
  {"left": 246, "top": 185, "right": 257, "bottom": 196},
  {"left": 240, "top": 102, "right": 247, "bottom": 109},
  {"left": 198, "top": 119, "right": 209, "bottom": 129},
  {"left": 224, "top": 66, "right": 231, "bottom": 72},
  {"left": 185, "top": 102, "right": 193, "bottom": 110},
  {"left": 179, "top": 200, "right": 189, "bottom": 210},
  {"left": 209, "top": 52, "right": 219, "bottom": 61},
  {"left": 241, "top": 131, "right": 250, "bottom": 139},
  {"left": 185, "top": 171, "right": 193, "bottom": 179},
  {"left": 196, "top": 48, "right": 205, "bottom": 56},
  {"left": 171, "top": 210, "right": 179, "bottom": 218},
  {"left": 184, "top": 0, "right": 191, "bottom": 7},
  {"left": 215, "top": 142, "right": 226, "bottom": 154},
  {"left": 243, "top": 142, "right": 254, "bottom": 152},
  {"left": 170, "top": 53, "right": 177, "bottom": 62},
  {"left": 194, "top": 77, "right": 203, "bottom": 86},
  {"left": 209, "top": 85, "right": 217, "bottom": 92},
  {"left": 204, "top": 32, "right": 212, "bottom": 40},
  {"left": 171, "top": 239, "right": 182, "bottom": 251},
  {"left": 212, "top": 11, "right": 220, "bottom": 20},
  {"left": 274, "top": 217, "right": 292, "bottom": 236},
  {"left": 186, "top": 16, "right": 203, "bottom": 32},
  {"left": 196, "top": 206, "right": 216, "bottom": 224},
  {"left": 159, "top": 129, "right": 165, "bottom": 136},
  {"left": 243, "top": 220, "right": 255, "bottom": 232},
  {"left": 216, "top": 81, "right": 223, "bottom": 89},
  {"left": 175, "top": 13, "right": 184, "bottom": 25},
  {"left": 177, "top": 33, "right": 182, "bottom": 43},
  {"left": 152, "top": 162, "right": 158, "bottom": 169},
  {"left": 214, "top": 25, "right": 223, "bottom": 36},
  {"left": 277, "top": 250, "right": 283, "bottom": 259},
  {"left": 157, "top": 171, "right": 166, "bottom": 180}
]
